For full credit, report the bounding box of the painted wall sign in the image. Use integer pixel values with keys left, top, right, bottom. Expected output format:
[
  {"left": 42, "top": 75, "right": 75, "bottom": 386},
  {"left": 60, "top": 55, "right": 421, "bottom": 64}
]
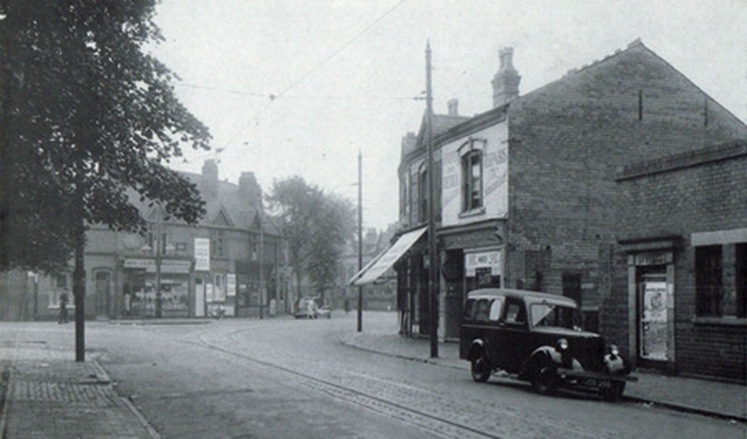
[{"left": 442, "top": 122, "right": 509, "bottom": 226}]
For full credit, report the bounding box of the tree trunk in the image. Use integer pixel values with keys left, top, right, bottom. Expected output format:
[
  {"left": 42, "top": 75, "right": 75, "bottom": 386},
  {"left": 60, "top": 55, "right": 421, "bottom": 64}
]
[{"left": 73, "top": 214, "right": 86, "bottom": 362}]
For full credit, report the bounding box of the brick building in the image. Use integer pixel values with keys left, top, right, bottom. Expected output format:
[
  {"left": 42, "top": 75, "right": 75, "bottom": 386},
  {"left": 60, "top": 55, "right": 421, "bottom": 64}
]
[
  {"left": 610, "top": 140, "right": 747, "bottom": 382},
  {"left": 354, "top": 40, "right": 747, "bottom": 382},
  {"left": 2, "top": 160, "right": 291, "bottom": 321}
]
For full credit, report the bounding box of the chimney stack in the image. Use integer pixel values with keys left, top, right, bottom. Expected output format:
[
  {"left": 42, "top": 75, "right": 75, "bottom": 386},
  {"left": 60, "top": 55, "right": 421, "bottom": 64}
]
[
  {"left": 202, "top": 159, "right": 219, "bottom": 193},
  {"left": 492, "top": 47, "right": 521, "bottom": 107},
  {"left": 447, "top": 98, "right": 459, "bottom": 116},
  {"left": 239, "top": 172, "right": 262, "bottom": 207}
]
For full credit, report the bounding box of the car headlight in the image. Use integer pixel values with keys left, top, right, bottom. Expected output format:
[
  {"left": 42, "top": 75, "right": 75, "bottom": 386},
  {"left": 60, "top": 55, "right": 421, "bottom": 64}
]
[
  {"left": 556, "top": 338, "right": 569, "bottom": 351},
  {"left": 608, "top": 344, "right": 619, "bottom": 356}
]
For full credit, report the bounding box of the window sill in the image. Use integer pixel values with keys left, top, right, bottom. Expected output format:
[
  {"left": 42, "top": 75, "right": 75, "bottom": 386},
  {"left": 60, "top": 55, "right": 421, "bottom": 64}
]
[
  {"left": 459, "top": 207, "right": 486, "bottom": 219},
  {"left": 692, "top": 316, "right": 747, "bottom": 327}
]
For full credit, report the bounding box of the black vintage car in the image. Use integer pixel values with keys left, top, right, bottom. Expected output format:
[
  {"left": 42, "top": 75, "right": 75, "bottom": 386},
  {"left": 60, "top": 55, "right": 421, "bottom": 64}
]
[{"left": 460, "top": 288, "right": 636, "bottom": 401}]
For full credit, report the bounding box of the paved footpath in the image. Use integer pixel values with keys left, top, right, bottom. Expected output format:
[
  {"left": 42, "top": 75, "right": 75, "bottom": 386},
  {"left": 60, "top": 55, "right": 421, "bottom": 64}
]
[
  {"left": 0, "top": 339, "right": 158, "bottom": 439},
  {"left": 338, "top": 325, "right": 747, "bottom": 423}
]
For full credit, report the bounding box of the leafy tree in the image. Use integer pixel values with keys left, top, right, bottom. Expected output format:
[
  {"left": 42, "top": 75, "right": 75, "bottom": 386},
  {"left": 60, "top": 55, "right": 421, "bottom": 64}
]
[
  {"left": 267, "top": 177, "right": 354, "bottom": 305},
  {"left": 306, "top": 194, "right": 355, "bottom": 302},
  {"left": 0, "top": 1, "right": 211, "bottom": 361}
]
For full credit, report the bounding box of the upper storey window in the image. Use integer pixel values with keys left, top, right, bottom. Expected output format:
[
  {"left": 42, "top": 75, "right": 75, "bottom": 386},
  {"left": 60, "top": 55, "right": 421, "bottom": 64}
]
[{"left": 461, "top": 145, "right": 483, "bottom": 213}]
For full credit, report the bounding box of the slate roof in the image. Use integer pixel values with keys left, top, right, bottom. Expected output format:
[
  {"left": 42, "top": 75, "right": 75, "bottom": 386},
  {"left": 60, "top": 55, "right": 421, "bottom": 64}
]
[{"left": 128, "top": 170, "right": 280, "bottom": 236}]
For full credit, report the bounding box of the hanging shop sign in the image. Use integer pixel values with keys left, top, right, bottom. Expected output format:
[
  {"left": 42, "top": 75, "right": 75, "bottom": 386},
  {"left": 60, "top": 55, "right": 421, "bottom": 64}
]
[{"left": 465, "top": 250, "right": 502, "bottom": 277}]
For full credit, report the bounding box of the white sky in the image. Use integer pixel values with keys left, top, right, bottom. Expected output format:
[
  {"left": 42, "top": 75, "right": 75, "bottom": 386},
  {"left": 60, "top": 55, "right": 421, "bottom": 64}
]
[{"left": 151, "top": 0, "right": 747, "bottom": 231}]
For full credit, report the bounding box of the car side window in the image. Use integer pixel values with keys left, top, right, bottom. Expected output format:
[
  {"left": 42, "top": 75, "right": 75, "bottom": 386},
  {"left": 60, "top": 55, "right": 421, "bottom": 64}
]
[
  {"left": 488, "top": 298, "right": 504, "bottom": 321},
  {"left": 463, "top": 299, "right": 476, "bottom": 321},
  {"left": 503, "top": 299, "right": 526, "bottom": 325},
  {"left": 475, "top": 299, "right": 491, "bottom": 322}
]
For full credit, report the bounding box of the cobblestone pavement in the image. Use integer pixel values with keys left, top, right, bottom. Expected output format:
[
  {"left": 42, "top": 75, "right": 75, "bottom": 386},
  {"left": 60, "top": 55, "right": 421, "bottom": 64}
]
[{"left": 0, "top": 332, "right": 158, "bottom": 439}]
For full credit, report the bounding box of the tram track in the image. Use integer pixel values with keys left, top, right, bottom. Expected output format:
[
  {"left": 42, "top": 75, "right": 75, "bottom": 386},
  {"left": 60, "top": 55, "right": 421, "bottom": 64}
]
[{"left": 174, "top": 326, "right": 604, "bottom": 439}]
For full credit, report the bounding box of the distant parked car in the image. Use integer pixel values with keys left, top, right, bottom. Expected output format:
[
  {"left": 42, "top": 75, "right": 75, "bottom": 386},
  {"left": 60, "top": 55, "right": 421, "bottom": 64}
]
[
  {"left": 294, "top": 296, "right": 331, "bottom": 319},
  {"left": 460, "top": 288, "right": 636, "bottom": 401}
]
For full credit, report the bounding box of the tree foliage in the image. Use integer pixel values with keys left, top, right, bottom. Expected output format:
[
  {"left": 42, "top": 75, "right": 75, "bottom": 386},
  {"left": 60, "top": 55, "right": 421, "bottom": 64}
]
[
  {"left": 267, "top": 177, "right": 355, "bottom": 302},
  {"left": 0, "top": 0, "right": 211, "bottom": 273}
]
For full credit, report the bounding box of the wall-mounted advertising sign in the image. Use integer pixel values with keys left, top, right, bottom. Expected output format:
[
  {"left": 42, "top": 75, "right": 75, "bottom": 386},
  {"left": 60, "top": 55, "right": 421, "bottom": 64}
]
[
  {"left": 194, "top": 238, "right": 210, "bottom": 271},
  {"left": 465, "top": 250, "right": 502, "bottom": 277}
]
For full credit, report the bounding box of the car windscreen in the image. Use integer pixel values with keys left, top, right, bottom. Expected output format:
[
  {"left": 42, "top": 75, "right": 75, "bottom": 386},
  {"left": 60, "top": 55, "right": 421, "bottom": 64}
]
[{"left": 530, "top": 303, "right": 577, "bottom": 329}]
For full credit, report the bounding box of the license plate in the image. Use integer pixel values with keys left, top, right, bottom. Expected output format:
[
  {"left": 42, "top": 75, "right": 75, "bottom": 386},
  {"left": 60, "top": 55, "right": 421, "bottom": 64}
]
[{"left": 598, "top": 380, "right": 613, "bottom": 389}]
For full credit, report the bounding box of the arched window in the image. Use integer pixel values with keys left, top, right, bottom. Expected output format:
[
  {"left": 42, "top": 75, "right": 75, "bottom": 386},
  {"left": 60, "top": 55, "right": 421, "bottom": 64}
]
[{"left": 459, "top": 138, "right": 485, "bottom": 212}]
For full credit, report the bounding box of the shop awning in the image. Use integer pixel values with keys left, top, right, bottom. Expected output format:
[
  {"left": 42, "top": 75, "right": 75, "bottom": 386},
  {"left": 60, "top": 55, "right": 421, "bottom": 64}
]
[{"left": 349, "top": 226, "right": 427, "bottom": 286}]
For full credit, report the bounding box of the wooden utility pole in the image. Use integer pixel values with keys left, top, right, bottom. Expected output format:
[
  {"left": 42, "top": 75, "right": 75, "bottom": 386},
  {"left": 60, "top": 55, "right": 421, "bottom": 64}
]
[
  {"left": 426, "top": 40, "right": 439, "bottom": 358},
  {"left": 259, "top": 195, "right": 264, "bottom": 319},
  {"left": 357, "top": 150, "right": 363, "bottom": 332}
]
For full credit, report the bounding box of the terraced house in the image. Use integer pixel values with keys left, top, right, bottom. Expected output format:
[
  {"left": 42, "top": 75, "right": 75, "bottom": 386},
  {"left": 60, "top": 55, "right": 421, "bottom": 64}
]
[
  {"left": 2, "top": 160, "right": 291, "bottom": 321},
  {"left": 374, "top": 40, "right": 746, "bottom": 382}
]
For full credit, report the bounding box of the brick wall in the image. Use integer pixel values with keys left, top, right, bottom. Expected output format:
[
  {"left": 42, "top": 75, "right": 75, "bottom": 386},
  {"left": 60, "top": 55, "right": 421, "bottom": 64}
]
[
  {"left": 611, "top": 141, "right": 747, "bottom": 381},
  {"left": 502, "top": 44, "right": 747, "bottom": 380},
  {"left": 505, "top": 43, "right": 746, "bottom": 305}
]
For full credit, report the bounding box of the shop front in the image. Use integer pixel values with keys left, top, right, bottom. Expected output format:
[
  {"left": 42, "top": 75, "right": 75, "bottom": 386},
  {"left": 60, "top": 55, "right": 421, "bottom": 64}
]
[
  {"left": 439, "top": 221, "right": 505, "bottom": 340},
  {"left": 122, "top": 258, "right": 192, "bottom": 318}
]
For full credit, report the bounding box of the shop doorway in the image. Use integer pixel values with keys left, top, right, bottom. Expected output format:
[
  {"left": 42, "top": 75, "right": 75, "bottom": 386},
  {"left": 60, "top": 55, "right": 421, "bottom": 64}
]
[
  {"left": 637, "top": 268, "right": 668, "bottom": 367},
  {"left": 95, "top": 272, "right": 111, "bottom": 318},
  {"left": 194, "top": 277, "right": 206, "bottom": 317}
]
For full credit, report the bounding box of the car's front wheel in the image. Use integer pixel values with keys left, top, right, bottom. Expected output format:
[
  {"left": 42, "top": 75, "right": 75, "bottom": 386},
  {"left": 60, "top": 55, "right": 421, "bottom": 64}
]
[
  {"left": 600, "top": 382, "right": 625, "bottom": 402},
  {"left": 470, "top": 350, "right": 491, "bottom": 383},
  {"left": 531, "top": 365, "right": 557, "bottom": 395}
]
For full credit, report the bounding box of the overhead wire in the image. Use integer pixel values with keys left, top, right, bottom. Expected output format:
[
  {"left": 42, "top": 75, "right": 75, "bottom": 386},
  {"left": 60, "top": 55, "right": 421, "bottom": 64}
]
[{"left": 193, "top": 0, "right": 410, "bottom": 164}]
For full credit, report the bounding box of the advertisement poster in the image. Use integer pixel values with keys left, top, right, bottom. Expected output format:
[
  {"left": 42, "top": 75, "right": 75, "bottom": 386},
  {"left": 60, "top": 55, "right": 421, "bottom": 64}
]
[
  {"left": 465, "top": 251, "right": 502, "bottom": 277},
  {"left": 226, "top": 273, "right": 236, "bottom": 297},
  {"left": 641, "top": 282, "right": 668, "bottom": 361}
]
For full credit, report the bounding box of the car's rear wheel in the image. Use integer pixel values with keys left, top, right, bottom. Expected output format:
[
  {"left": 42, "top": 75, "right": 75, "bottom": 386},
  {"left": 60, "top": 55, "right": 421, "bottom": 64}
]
[
  {"left": 600, "top": 382, "right": 625, "bottom": 402},
  {"left": 531, "top": 365, "right": 557, "bottom": 395},
  {"left": 470, "top": 350, "right": 491, "bottom": 383}
]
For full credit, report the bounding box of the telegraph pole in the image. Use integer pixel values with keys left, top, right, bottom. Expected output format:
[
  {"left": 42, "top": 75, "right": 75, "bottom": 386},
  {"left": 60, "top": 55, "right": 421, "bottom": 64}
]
[
  {"left": 426, "top": 40, "right": 439, "bottom": 358},
  {"left": 259, "top": 195, "right": 264, "bottom": 319},
  {"left": 357, "top": 150, "right": 363, "bottom": 332},
  {"left": 155, "top": 206, "right": 162, "bottom": 318}
]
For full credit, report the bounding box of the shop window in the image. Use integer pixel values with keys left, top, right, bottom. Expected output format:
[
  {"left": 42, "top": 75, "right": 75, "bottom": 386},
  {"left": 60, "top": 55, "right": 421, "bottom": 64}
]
[
  {"left": 696, "top": 245, "right": 722, "bottom": 316},
  {"left": 461, "top": 150, "right": 483, "bottom": 212}
]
